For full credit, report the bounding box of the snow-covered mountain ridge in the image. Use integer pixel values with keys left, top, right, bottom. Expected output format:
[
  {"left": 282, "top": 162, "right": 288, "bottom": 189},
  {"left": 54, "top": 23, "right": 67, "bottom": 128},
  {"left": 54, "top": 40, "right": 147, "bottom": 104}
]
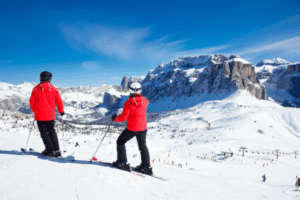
[
  {"left": 1, "top": 54, "right": 300, "bottom": 123},
  {"left": 120, "top": 54, "right": 267, "bottom": 112},
  {"left": 0, "top": 82, "right": 128, "bottom": 123},
  {"left": 255, "top": 58, "right": 290, "bottom": 80}
]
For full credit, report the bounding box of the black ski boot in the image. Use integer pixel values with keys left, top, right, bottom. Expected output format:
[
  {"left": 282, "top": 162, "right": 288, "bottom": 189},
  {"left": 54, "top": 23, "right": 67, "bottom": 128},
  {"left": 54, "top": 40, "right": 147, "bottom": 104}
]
[
  {"left": 112, "top": 161, "right": 131, "bottom": 172},
  {"left": 54, "top": 150, "right": 62, "bottom": 158},
  {"left": 40, "top": 149, "right": 48, "bottom": 156},
  {"left": 47, "top": 151, "right": 57, "bottom": 158},
  {"left": 133, "top": 164, "right": 153, "bottom": 175},
  {"left": 40, "top": 149, "right": 56, "bottom": 157}
]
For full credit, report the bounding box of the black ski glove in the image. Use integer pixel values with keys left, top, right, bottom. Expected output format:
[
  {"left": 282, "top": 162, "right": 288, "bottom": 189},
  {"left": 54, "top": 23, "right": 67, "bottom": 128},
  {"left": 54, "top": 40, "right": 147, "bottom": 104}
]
[
  {"left": 60, "top": 111, "right": 65, "bottom": 116},
  {"left": 111, "top": 114, "right": 117, "bottom": 121}
]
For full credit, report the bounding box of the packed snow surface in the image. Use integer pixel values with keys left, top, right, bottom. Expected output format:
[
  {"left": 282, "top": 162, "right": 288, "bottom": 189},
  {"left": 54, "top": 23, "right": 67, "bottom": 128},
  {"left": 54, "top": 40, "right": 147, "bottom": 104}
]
[{"left": 1, "top": 91, "right": 300, "bottom": 199}]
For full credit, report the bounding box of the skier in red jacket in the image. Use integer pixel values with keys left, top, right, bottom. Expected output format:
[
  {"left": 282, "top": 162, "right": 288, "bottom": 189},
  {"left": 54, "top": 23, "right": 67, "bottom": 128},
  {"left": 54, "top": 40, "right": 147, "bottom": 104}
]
[
  {"left": 111, "top": 82, "right": 152, "bottom": 175},
  {"left": 29, "top": 71, "right": 64, "bottom": 157},
  {"left": 296, "top": 178, "right": 300, "bottom": 191}
]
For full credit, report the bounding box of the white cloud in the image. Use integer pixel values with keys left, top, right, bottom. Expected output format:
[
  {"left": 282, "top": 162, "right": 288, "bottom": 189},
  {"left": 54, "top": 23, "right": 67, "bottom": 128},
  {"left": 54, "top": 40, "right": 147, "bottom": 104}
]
[
  {"left": 240, "top": 36, "right": 300, "bottom": 56},
  {"left": 60, "top": 22, "right": 229, "bottom": 63},
  {"left": 60, "top": 16, "right": 300, "bottom": 66},
  {"left": 82, "top": 61, "right": 100, "bottom": 69}
]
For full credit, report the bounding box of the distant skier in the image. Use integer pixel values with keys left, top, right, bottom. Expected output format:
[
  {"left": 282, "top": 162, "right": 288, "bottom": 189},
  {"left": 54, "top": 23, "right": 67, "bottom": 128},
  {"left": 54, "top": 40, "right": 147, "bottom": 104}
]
[
  {"left": 29, "top": 71, "right": 64, "bottom": 157},
  {"left": 262, "top": 174, "right": 266, "bottom": 182},
  {"left": 75, "top": 142, "right": 80, "bottom": 148},
  {"left": 296, "top": 178, "right": 300, "bottom": 191},
  {"left": 111, "top": 82, "right": 152, "bottom": 175}
]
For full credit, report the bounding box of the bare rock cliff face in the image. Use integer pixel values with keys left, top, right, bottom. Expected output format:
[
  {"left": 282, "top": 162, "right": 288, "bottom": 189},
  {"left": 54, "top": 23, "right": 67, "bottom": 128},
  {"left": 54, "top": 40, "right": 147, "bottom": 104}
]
[
  {"left": 255, "top": 58, "right": 290, "bottom": 80},
  {"left": 121, "top": 76, "right": 129, "bottom": 92},
  {"left": 121, "top": 76, "right": 145, "bottom": 92},
  {"left": 200, "top": 61, "right": 267, "bottom": 99},
  {"left": 137, "top": 55, "right": 267, "bottom": 105},
  {"left": 103, "top": 92, "right": 121, "bottom": 110},
  {"left": 287, "top": 63, "right": 300, "bottom": 100},
  {"left": 268, "top": 63, "right": 300, "bottom": 100}
]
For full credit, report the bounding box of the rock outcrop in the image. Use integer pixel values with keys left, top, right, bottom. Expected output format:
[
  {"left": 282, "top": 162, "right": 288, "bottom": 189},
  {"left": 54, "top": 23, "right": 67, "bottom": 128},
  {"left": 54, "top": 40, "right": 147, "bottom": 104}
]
[
  {"left": 287, "top": 63, "right": 300, "bottom": 100},
  {"left": 268, "top": 63, "right": 300, "bottom": 98},
  {"left": 256, "top": 58, "right": 289, "bottom": 67},
  {"left": 136, "top": 55, "right": 267, "bottom": 108},
  {"left": 121, "top": 76, "right": 129, "bottom": 92},
  {"left": 260, "top": 61, "right": 300, "bottom": 107},
  {"left": 255, "top": 58, "right": 290, "bottom": 79},
  {"left": 0, "top": 95, "right": 24, "bottom": 112},
  {"left": 103, "top": 92, "right": 121, "bottom": 110},
  {"left": 191, "top": 61, "right": 267, "bottom": 99},
  {"left": 120, "top": 76, "right": 145, "bottom": 92}
]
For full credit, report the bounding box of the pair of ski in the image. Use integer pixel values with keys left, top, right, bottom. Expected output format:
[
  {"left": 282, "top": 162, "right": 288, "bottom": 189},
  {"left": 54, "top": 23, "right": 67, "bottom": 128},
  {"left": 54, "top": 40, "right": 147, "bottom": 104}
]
[
  {"left": 21, "top": 148, "right": 168, "bottom": 181},
  {"left": 21, "top": 148, "right": 64, "bottom": 160},
  {"left": 96, "top": 161, "right": 168, "bottom": 181}
]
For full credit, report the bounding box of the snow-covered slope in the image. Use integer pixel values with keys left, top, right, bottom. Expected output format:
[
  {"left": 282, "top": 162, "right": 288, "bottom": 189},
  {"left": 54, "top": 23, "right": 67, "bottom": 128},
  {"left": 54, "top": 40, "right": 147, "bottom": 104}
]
[
  {"left": 1, "top": 91, "right": 300, "bottom": 200},
  {"left": 0, "top": 82, "right": 36, "bottom": 100}
]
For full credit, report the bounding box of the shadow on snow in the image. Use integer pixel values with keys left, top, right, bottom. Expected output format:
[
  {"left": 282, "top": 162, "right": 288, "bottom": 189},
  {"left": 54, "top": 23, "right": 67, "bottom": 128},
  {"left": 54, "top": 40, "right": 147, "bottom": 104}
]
[{"left": 0, "top": 149, "right": 117, "bottom": 170}]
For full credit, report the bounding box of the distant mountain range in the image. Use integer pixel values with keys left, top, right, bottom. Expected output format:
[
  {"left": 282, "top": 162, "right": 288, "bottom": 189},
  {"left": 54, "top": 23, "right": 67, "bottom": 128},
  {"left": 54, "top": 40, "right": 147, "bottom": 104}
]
[{"left": 1, "top": 54, "right": 299, "bottom": 123}]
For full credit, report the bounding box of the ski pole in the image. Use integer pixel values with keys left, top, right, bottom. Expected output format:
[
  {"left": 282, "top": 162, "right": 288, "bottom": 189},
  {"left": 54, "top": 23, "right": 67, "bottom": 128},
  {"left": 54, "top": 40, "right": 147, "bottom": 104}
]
[
  {"left": 22, "top": 118, "right": 35, "bottom": 152},
  {"left": 61, "top": 117, "right": 66, "bottom": 153},
  {"left": 91, "top": 119, "right": 113, "bottom": 162}
]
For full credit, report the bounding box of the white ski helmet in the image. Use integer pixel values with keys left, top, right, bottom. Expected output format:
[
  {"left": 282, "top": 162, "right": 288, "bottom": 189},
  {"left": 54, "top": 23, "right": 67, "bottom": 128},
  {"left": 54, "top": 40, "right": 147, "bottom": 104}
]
[{"left": 129, "top": 82, "right": 142, "bottom": 94}]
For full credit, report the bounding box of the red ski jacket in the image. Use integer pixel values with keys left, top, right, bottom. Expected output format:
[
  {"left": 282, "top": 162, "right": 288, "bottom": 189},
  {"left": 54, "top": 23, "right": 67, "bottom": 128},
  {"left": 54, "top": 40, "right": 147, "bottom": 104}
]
[
  {"left": 29, "top": 81, "right": 64, "bottom": 121},
  {"left": 114, "top": 94, "right": 148, "bottom": 132}
]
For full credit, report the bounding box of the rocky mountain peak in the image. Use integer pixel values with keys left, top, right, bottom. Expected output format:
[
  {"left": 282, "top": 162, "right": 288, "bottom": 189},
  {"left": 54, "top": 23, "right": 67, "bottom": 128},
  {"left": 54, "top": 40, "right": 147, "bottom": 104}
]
[
  {"left": 256, "top": 58, "right": 289, "bottom": 67},
  {"left": 120, "top": 76, "right": 145, "bottom": 92},
  {"left": 228, "top": 55, "right": 241, "bottom": 59},
  {"left": 263, "top": 62, "right": 300, "bottom": 107},
  {"left": 135, "top": 54, "right": 267, "bottom": 112},
  {"left": 255, "top": 58, "right": 290, "bottom": 80},
  {"left": 121, "top": 76, "right": 129, "bottom": 92}
]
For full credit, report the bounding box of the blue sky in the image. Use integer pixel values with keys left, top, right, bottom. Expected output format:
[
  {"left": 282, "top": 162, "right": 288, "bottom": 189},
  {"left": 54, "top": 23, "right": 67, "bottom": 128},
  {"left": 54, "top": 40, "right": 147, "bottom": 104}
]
[{"left": 0, "top": 0, "right": 300, "bottom": 87}]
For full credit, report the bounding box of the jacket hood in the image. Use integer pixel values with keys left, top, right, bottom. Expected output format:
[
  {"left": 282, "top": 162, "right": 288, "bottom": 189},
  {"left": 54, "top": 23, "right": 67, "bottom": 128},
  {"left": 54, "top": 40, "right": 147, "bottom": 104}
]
[
  {"left": 129, "top": 95, "right": 145, "bottom": 108},
  {"left": 38, "top": 82, "right": 53, "bottom": 92}
]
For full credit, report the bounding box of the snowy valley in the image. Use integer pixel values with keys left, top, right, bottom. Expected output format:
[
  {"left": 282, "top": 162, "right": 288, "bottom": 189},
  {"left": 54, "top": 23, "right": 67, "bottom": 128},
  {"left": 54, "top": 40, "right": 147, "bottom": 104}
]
[{"left": 1, "top": 54, "right": 300, "bottom": 199}]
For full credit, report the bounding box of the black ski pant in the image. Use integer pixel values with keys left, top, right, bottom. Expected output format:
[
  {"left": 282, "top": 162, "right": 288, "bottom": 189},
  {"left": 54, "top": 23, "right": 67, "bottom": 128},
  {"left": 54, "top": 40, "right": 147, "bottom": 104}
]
[
  {"left": 37, "top": 120, "right": 60, "bottom": 152},
  {"left": 116, "top": 128, "right": 150, "bottom": 167}
]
